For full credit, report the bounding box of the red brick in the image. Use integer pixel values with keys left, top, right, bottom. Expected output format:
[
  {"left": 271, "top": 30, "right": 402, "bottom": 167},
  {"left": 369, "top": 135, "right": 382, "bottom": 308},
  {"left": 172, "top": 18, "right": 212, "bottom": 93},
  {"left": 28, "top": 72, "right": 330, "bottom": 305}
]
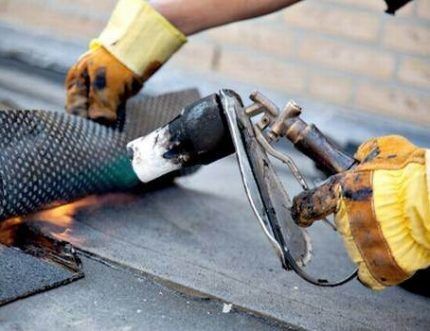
[
  {"left": 0, "top": 0, "right": 7, "bottom": 11},
  {"left": 355, "top": 83, "right": 430, "bottom": 125},
  {"left": 308, "top": 73, "right": 353, "bottom": 104},
  {"left": 0, "top": 0, "right": 104, "bottom": 39},
  {"left": 327, "top": 0, "right": 415, "bottom": 16},
  {"left": 398, "top": 58, "right": 430, "bottom": 88},
  {"left": 283, "top": 1, "right": 380, "bottom": 42},
  {"left": 208, "top": 22, "right": 294, "bottom": 58},
  {"left": 217, "top": 49, "right": 306, "bottom": 94},
  {"left": 169, "top": 40, "right": 215, "bottom": 72},
  {"left": 56, "top": 0, "right": 117, "bottom": 14},
  {"left": 383, "top": 22, "right": 430, "bottom": 56},
  {"left": 417, "top": 0, "right": 430, "bottom": 20},
  {"left": 299, "top": 37, "right": 395, "bottom": 79},
  {"left": 328, "top": 0, "right": 384, "bottom": 11}
]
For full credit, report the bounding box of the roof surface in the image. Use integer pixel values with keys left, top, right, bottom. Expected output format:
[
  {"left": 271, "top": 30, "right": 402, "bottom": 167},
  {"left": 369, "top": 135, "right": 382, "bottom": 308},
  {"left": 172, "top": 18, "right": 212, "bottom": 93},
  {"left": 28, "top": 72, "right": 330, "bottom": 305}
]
[{"left": 0, "top": 23, "right": 429, "bottom": 331}]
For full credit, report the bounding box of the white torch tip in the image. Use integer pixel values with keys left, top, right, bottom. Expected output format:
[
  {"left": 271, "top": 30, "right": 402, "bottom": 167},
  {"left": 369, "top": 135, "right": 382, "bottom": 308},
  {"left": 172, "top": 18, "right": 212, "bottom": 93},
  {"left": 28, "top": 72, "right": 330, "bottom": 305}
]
[{"left": 127, "top": 126, "right": 181, "bottom": 183}]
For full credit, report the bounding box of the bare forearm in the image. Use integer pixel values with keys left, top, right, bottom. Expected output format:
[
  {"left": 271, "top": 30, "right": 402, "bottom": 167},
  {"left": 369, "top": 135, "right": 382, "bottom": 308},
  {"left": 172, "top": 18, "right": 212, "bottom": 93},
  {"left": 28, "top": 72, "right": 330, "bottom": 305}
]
[{"left": 151, "top": 0, "right": 301, "bottom": 35}]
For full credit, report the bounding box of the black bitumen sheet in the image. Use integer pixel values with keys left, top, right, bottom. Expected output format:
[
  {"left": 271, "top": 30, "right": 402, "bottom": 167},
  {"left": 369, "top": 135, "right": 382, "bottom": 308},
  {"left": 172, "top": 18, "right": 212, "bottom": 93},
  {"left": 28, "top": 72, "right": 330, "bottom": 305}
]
[
  {"left": 0, "top": 89, "right": 200, "bottom": 307},
  {"left": 0, "top": 89, "right": 200, "bottom": 223},
  {"left": 123, "top": 89, "right": 200, "bottom": 139},
  {"left": 0, "top": 244, "right": 79, "bottom": 306}
]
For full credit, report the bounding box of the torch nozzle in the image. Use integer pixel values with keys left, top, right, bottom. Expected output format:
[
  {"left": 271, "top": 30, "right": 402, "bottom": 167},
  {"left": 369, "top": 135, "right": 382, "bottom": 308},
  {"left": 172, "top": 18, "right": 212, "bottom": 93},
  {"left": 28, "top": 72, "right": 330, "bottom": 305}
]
[
  {"left": 128, "top": 93, "right": 235, "bottom": 183},
  {"left": 127, "top": 126, "right": 182, "bottom": 183}
]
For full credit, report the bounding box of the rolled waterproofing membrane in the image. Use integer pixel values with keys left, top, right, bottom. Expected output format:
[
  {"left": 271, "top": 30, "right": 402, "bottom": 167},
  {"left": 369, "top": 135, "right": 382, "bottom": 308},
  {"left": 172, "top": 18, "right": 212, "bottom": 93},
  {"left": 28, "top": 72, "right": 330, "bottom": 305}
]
[{"left": 0, "top": 89, "right": 200, "bottom": 222}]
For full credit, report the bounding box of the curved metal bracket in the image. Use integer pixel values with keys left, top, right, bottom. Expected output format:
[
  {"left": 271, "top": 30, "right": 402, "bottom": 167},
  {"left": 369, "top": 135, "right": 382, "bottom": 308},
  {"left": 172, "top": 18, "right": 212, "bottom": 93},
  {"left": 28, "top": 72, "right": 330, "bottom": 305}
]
[{"left": 220, "top": 89, "right": 357, "bottom": 287}]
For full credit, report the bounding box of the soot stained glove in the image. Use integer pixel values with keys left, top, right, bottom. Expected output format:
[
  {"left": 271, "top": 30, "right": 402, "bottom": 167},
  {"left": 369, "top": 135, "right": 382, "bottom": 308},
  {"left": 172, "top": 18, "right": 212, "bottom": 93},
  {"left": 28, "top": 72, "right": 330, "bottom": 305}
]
[
  {"left": 65, "top": 0, "right": 187, "bottom": 123},
  {"left": 292, "top": 135, "right": 430, "bottom": 290}
]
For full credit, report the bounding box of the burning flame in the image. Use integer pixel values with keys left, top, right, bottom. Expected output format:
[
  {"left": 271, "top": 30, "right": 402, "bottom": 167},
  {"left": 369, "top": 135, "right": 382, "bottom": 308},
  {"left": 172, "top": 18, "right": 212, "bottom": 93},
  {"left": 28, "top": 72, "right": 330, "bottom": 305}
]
[
  {"left": 0, "top": 217, "right": 22, "bottom": 246},
  {"left": 0, "top": 194, "right": 135, "bottom": 246}
]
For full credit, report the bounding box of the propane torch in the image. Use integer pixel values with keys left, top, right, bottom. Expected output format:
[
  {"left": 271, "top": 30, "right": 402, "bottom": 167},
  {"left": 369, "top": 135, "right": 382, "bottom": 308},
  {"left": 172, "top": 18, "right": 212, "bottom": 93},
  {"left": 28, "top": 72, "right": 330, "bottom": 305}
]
[{"left": 127, "top": 90, "right": 359, "bottom": 287}]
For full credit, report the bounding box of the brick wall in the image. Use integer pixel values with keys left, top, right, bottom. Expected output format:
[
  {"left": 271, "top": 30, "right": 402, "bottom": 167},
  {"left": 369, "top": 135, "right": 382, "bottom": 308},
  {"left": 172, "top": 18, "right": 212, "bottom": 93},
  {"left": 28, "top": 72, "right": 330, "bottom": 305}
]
[{"left": 0, "top": 0, "right": 429, "bottom": 125}]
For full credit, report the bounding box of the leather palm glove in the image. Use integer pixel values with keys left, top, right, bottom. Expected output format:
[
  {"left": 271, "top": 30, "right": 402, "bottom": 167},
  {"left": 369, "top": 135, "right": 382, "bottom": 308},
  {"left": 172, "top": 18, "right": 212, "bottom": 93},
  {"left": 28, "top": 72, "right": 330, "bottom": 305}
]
[
  {"left": 65, "top": 0, "right": 186, "bottom": 123},
  {"left": 292, "top": 136, "right": 430, "bottom": 290}
]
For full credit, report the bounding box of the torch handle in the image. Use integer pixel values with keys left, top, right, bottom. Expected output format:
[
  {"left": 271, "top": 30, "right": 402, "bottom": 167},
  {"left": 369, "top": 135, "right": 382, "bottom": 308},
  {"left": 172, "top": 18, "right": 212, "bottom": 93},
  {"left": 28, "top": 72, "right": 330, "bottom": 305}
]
[{"left": 284, "top": 117, "right": 357, "bottom": 175}]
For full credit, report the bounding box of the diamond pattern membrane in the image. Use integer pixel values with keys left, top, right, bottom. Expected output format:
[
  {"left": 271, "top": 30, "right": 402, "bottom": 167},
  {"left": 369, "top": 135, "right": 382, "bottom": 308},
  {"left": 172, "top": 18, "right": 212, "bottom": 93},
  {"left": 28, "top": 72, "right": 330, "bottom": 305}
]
[
  {"left": 0, "top": 90, "right": 200, "bottom": 221},
  {"left": 0, "top": 110, "right": 136, "bottom": 220}
]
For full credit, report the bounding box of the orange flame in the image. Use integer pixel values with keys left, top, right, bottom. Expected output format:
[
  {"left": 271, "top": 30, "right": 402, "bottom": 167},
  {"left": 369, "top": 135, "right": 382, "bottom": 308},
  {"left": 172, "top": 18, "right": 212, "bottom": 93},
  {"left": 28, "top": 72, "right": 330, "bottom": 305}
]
[
  {"left": 0, "top": 217, "right": 23, "bottom": 246},
  {"left": 0, "top": 193, "right": 135, "bottom": 246}
]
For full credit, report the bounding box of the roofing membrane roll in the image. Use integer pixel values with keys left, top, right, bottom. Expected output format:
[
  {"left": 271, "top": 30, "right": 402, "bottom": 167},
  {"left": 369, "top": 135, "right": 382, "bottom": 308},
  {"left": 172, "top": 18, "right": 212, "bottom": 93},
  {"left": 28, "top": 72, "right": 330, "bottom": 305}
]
[{"left": 0, "top": 89, "right": 200, "bottom": 222}]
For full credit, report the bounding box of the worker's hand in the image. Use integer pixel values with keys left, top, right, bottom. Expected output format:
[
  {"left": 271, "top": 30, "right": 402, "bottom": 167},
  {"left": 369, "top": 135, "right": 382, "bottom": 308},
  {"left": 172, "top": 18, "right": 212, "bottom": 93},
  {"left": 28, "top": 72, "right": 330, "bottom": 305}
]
[
  {"left": 65, "top": 0, "right": 187, "bottom": 124},
  {"left": 292, "top": 136, "right": 430, "bottom": 290},
  {"left": 65, "top": 47, "right": 143, "bottom": 123}
]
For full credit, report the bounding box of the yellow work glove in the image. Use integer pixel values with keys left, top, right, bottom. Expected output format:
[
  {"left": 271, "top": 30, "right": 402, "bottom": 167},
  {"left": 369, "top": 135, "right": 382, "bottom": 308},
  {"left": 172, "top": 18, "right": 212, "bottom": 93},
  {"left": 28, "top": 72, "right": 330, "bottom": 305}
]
[
  {"left": 65, "top": 0, "right": 187, "bottom": 123},
  {"left": 292, "top": 136, "right": 430, "bottom": 290}
]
